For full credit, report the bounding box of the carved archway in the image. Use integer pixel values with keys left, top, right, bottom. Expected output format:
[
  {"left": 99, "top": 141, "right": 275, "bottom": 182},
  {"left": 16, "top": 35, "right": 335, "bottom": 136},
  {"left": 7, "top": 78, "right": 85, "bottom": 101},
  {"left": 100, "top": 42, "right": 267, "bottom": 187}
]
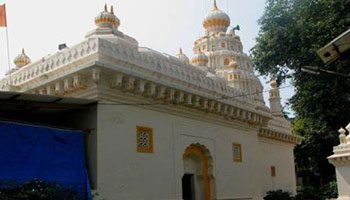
[{"left": 183, "top": 143, "right": 214, "bottom": 200}]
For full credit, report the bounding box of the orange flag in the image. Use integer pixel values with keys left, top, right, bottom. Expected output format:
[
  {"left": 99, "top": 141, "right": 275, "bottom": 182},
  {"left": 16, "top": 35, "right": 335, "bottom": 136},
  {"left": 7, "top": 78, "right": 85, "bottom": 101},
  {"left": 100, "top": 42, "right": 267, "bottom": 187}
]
[{"left": 0, "top": 4, "right": 7, "bottom": 27}]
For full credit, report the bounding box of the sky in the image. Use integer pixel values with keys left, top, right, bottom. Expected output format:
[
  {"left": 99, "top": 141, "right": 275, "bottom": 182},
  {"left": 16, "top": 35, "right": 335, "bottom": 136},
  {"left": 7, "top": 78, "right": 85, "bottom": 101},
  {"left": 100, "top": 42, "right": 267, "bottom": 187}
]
[{"left": 0, "top": 0, "right": 295, "bottom": 115}]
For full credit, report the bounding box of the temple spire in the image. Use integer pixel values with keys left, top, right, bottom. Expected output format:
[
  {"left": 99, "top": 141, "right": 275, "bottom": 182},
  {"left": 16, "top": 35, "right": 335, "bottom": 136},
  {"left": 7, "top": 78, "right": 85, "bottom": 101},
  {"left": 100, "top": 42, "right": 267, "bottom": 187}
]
[
  {"left": 269, "top": 78, "right": 283, "bottom": 117},
  {"left": 111, "top": 5, "right": 114, "bottom": 14},
  {"left": 213, "top": 0, "right": 218, "bottom": 10},
  {"left": 179, "top": 48, "right": 184, "bottom": 55},
  {"left": 104, "top": 4, "right": 108, "bottom": 12}
]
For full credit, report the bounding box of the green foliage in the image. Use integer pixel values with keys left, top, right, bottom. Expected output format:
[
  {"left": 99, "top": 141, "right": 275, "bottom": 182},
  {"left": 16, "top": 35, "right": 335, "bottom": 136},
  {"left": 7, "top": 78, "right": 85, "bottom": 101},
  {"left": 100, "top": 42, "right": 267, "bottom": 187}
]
[
  {"left": 252, "top": 0, "right": 350, "bottom": 187},
  {"left": 264, "top": 190, "right": 293, "bottom": 200},
  {"left": 321, "top": 180, "right": 338, "bottom": 199},
  {"left": 0, "top": 180, "right": 80, "bottom": 200},
  {"left": 264, "top": 183, "right": 338, "bottom": 200},
  {"left": 294, "top": 181, "right": 338, "bottom": 200},
  {"left": 294, "top": 186, "right": 322, "bottom": 200}
]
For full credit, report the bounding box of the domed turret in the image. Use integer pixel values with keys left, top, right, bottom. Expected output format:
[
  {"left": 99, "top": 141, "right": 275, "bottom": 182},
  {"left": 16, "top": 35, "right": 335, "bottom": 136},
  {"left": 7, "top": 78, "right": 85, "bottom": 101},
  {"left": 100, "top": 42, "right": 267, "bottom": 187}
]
[
  {"left": 177, "top": 48, "right": 190, "bottom": 64},
  {"left": 14, "top": 49, "right": 31, "bottom": 68},
  {"left": 95, "top": 4, "right": 120, "bottom": 29},
  {"left": 203, "top": 0, "right": 230, "bottom": 34},
  {"left": 191, "top": 49, "right": 208, "bottom": 66},
  {"left": 269, "top": 78, "right": 283, "bottom": 117}
]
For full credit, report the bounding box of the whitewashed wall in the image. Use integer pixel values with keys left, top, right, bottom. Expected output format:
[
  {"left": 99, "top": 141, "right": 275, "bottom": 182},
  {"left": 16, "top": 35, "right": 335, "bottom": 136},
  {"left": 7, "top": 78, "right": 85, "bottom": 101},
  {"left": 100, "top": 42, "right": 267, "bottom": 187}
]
[
  {"left": 95, "top": 104, "right": 296, "bottom": 200},
  {"left": 258, "top": 138, "right": 297, "bottom": 196}
]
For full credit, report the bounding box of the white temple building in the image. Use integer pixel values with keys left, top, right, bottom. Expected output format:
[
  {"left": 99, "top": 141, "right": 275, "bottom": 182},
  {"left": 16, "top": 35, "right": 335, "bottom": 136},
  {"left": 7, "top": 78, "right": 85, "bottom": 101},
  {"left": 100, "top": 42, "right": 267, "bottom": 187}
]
[{"left": 0, "top": 2, "right": 302, "bottom": 200}]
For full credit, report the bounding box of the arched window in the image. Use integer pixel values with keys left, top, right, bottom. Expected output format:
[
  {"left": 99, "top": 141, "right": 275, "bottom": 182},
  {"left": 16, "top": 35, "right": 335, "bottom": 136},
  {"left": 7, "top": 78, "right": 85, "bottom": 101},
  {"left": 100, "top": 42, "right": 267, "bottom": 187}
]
[
  {"left": 221, "top": 42, "right": 226, "bottom": 48},
  {"left": 224, "top": 58, "right": 229, "bottom": 65}
]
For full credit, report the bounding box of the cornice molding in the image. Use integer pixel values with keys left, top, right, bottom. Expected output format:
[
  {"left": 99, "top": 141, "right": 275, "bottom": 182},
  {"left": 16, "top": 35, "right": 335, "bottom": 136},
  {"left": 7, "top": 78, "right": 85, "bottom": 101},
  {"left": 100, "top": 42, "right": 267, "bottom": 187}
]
[
  {"left": 0, "top": 37, "right": 299, "bottom": 141},
  {"left": 328, "top": 155, "right": 350, "bottom": 167},
  {"left": 328, "top": 144, "right": 350, "bottom": 166},
  {"left": 259, "top": 128, "right": 302, "bottom": 145}
]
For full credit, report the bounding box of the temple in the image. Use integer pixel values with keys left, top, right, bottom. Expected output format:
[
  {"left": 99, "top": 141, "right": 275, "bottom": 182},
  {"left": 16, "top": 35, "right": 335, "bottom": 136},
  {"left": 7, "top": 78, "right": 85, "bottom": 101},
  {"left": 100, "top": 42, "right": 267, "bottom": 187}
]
[{"left": 0, "top": 2, "right": 302, "bottom": 200}]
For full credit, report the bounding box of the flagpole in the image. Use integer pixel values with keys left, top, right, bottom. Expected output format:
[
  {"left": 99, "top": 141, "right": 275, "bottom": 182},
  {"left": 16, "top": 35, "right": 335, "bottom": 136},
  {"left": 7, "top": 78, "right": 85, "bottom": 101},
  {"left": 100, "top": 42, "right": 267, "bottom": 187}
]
[
  {"left": 5, "top": 26, "right": 11, "bottom": 84},
  {"left": 2, "top": 3, "right": 12, "bottom": 85}
]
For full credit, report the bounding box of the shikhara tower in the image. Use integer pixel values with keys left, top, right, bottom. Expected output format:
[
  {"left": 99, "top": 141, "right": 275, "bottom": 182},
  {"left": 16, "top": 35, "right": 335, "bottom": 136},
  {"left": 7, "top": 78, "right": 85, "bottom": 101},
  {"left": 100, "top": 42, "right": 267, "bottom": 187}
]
[{"left": 184, "top": 0, "right": 266, "bottom": 110}]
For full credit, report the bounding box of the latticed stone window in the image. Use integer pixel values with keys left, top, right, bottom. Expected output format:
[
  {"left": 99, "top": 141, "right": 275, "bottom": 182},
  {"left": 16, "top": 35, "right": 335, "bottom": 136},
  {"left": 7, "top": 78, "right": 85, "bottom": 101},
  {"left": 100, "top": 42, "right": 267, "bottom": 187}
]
[
  {"left": 136, "top": 126, "right": 153, "bottom": 153},
  {"left": 232, "top": 143, "right": 242, "bottom": 162}
]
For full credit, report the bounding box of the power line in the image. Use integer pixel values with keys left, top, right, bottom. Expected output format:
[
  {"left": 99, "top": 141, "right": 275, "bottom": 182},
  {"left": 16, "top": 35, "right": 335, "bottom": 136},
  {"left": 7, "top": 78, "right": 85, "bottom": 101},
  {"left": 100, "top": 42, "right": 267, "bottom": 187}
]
[{"left": 98, "top": 85, "right": 294, "bottom": 106}]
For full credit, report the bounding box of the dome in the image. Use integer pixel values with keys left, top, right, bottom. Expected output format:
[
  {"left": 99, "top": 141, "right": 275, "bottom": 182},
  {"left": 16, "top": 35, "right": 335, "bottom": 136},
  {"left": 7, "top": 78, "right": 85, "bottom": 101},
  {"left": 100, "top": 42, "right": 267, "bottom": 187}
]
[
  {"left": 203, "top": 0, "right": 230, "bottom": 33},
  {"left": 14, "top": 49, "right": 31, "bottom": 68},
  {"left": 95, "top": 4, "right": 120, "bottom": 29},
  {"left": 191, "top": 50, "right": 208, "bottom": 66},
  {"left": 177, "top": 48, "right": 190, "bottom": 64},
  {"left": 229, "top": 59, "right": 238, "bottom": 69}
]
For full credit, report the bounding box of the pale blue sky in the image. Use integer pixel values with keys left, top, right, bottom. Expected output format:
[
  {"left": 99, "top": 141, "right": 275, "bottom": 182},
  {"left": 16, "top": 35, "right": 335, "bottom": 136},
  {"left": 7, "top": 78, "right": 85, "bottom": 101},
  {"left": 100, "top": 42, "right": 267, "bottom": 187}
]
[{"left": 0, "top": 0, "right": 295, "bottom": 114}]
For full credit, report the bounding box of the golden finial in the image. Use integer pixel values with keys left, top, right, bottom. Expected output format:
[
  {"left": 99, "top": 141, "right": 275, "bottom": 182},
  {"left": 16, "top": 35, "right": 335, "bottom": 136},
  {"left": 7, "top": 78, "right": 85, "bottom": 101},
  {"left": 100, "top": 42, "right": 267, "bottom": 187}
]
[
  {"left": 179, "top": 48, "right": 184, "bottom": 55},
  {"left": 213, "top": 0, "right": 218, "bottom": 10},
  {"left": 104, "top": 4, "right": 108, "bottom": 12},
  {"left": 110, "top": 5, "right": 114, "bottom": 14}
]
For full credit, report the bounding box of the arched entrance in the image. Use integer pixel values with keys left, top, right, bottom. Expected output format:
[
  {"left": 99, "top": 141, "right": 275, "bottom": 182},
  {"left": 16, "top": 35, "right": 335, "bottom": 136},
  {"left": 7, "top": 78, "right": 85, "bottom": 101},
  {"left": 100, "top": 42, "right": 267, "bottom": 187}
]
[{"left": 182, "top": 143, "right": 214, "bottom": 200}]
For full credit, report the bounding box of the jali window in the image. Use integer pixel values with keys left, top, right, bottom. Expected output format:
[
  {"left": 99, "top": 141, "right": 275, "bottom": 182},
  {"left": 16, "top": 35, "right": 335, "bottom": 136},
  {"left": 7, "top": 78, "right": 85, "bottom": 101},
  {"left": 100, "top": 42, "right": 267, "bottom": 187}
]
[{"left": 136, "top": 126, "right": 153, "bottom": 153}]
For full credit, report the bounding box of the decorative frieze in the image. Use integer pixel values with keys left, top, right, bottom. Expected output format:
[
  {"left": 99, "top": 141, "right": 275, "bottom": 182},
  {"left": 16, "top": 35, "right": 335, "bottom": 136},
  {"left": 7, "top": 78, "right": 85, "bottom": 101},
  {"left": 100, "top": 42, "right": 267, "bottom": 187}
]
[
  {"left": 92, "top": 67, "right": 101, "bottom": 84},
  {"left": 175, "top": 91, "right": 184, "bottom": 104},
  {"left": 0, "top": 38, "right": 98, "bottom": 89},
  {"left": 155, "top": 86, "right": 166, "bottom": 99},
  {"left": 46, "top": 85, "right": 54, "bottom": 95},
  {"left": 145, "top": 83, "right": 156, "bottom": 97},
  {"left": 165, "top": 89, "right": 175, "bottom": 102},
  {"left": 0, "top": 35, "right": 281, "bottom": 135},
  {"left": 73, "top": 75, "right": 87, "bottom": 90},
  {"left": 193, "top": 96, "right": 200, "bottom": 108},
  {"left": 185, "top": 94, "right": 193, "bottom": 106},
  {"left": 259, "top": 128, "right": 302, "bottom": 145},
  {"left": 64, "top": 78, "right": 74, "bottom": 93},
  {"left": 55, "top": 82, "right": 64, "bottom": 95},
  {"left": 125, "top": 77, "right": 135, "bottom": 91}
]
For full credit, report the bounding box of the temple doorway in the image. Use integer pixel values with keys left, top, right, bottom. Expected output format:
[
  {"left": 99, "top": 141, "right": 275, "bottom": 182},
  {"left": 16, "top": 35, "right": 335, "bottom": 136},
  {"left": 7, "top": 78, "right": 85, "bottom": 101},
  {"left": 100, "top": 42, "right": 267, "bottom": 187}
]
[
  {"left": 182, "top": 174, "right": 195, "bottom": 200},
  {"left": 182, "top": 144, "right": 214, "bottom": 200}
]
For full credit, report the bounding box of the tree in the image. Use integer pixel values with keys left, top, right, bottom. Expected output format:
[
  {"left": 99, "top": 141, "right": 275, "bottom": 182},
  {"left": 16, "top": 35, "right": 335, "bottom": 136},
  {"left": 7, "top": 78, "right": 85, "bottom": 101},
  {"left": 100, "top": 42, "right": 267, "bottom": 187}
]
[{"left": 251, "top": 0, "right": 350, "bottom": 187}]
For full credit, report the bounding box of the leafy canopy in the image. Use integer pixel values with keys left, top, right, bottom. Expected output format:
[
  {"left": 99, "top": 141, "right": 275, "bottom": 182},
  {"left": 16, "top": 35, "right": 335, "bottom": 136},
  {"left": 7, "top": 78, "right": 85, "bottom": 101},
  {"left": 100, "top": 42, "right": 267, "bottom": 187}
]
[{"left": 251, "top": 0, "right": 350, "bottom": 186}]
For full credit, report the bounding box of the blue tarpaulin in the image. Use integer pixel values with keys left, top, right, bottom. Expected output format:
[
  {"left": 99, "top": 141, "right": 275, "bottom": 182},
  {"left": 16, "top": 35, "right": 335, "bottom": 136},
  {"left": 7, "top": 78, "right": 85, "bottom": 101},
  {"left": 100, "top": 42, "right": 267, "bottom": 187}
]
[{"left": 0, "top": 121, "right": 91, "bottom": 199}]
